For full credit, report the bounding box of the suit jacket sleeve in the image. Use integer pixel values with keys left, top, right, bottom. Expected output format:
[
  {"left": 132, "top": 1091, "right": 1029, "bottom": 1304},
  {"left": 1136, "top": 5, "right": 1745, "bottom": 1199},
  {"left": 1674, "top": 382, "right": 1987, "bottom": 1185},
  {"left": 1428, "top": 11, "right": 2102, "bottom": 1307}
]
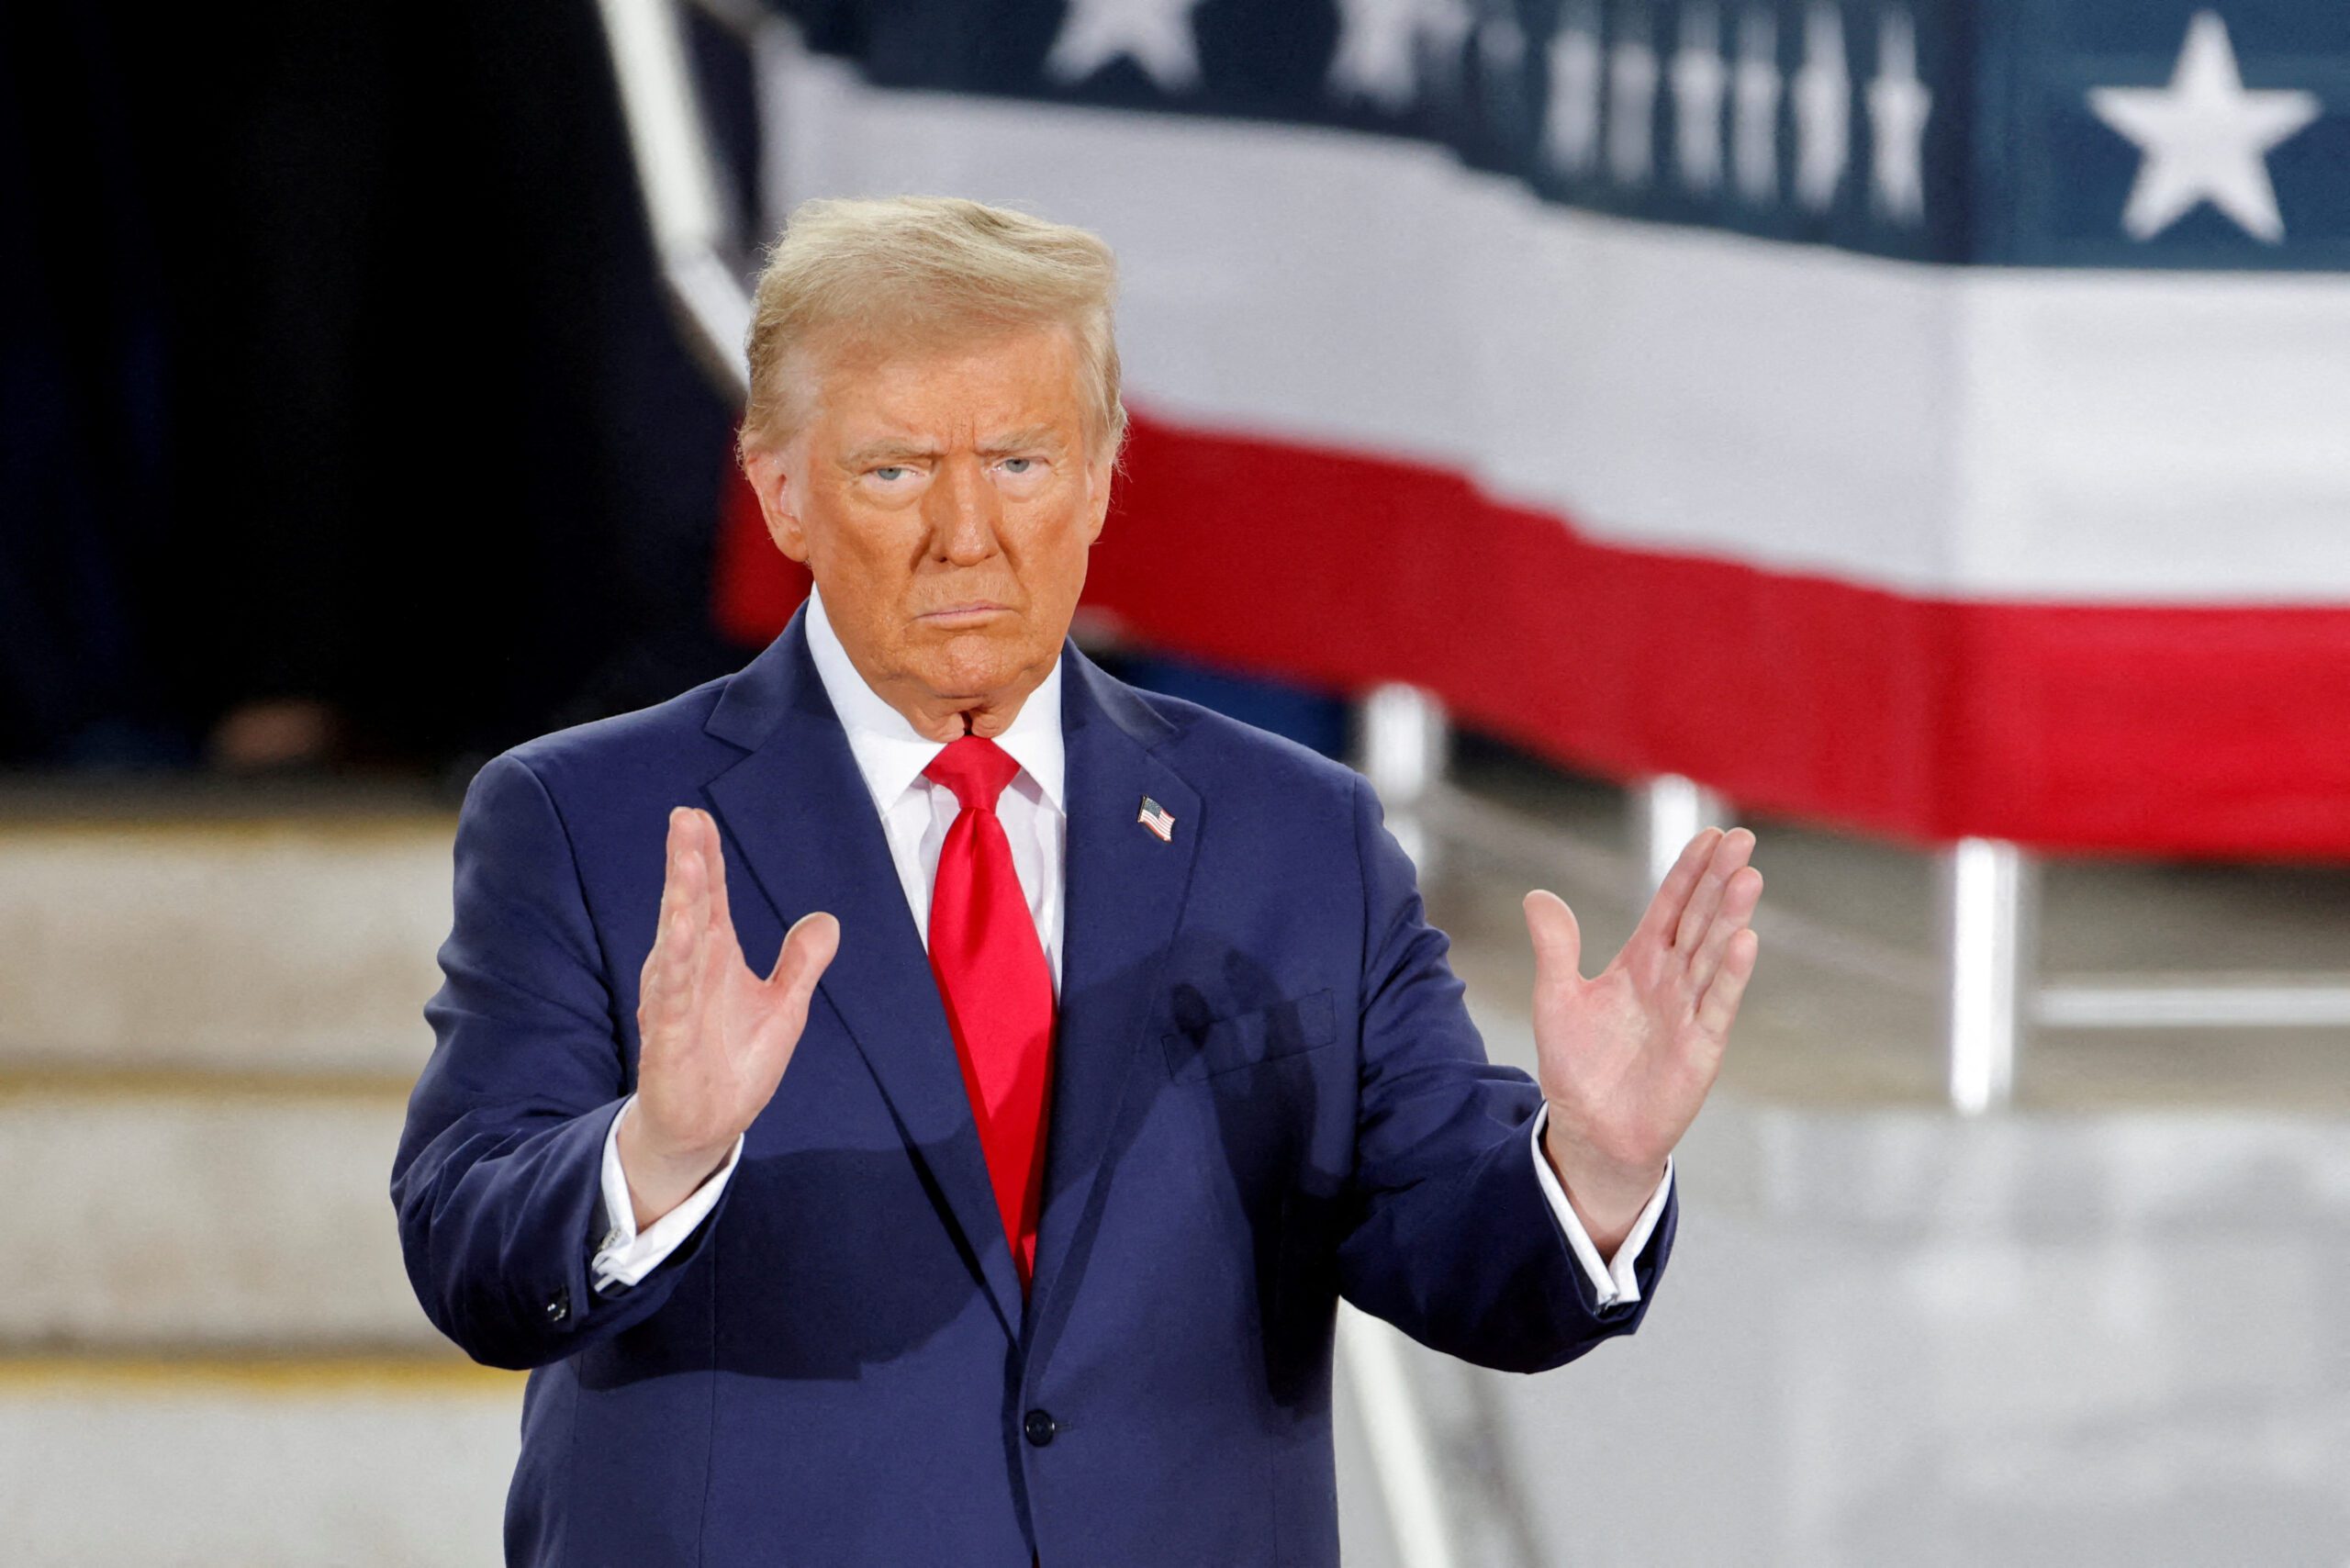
[
  {"left": 390, "top": 752, "right": 733, "bottom": 1370},
  {"left": 1332, "top": 772, "right": 1676, "bottom": 1373}
]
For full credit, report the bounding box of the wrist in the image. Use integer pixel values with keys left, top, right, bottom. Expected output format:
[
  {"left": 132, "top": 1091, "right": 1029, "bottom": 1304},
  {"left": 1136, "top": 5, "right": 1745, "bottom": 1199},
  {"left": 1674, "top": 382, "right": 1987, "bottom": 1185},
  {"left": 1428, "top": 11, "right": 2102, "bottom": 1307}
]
[
  {"left": 615, "top": 1103, "right": 733, "bottom": 1229},
  {"left": 1540, "top": 1112, "right": 1665, "bottom": 1255}
]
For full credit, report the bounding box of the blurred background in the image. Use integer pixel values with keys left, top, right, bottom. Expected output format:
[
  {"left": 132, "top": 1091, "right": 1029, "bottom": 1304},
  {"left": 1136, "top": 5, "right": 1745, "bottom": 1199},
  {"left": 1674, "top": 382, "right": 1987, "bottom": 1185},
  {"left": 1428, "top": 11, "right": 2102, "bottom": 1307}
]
[{"left": 4, "top": 0, "right": 2347, "bottom": 1562}]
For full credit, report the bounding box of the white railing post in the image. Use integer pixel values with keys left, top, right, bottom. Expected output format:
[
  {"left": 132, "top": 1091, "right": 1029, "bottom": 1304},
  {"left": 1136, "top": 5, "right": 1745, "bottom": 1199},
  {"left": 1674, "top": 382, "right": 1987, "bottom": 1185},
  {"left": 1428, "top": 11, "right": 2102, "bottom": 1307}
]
[
  {"left": 1360, "top": 684, "right": 1449, "bottom": 872},
  {"left": 593, "top": 0, "right": 754, "bottom": 392},
  {"left": 1337, "top": 1304, "right": 1460, "bottom": 1568},
  {"left": 1636, "top": 774, "right": 1733, "bottom": 893},
  {"left": 1942, "top": 837, "right": 2033, "bottom": 1114}
]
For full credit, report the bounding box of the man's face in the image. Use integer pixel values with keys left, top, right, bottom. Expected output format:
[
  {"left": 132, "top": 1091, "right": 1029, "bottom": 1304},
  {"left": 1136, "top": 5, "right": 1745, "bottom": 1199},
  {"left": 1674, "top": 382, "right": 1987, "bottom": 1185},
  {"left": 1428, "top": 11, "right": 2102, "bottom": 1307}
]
[{"left": 744, "top": 320, "right": 1113, "bottom": 734}]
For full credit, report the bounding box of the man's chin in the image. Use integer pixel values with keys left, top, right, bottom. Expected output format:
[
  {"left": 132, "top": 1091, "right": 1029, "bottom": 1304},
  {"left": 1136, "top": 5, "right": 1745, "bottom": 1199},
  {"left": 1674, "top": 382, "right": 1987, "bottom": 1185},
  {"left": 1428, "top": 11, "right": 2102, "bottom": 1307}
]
[{"left": 909, "top": 641, "right": 1048, "bottom": 706}]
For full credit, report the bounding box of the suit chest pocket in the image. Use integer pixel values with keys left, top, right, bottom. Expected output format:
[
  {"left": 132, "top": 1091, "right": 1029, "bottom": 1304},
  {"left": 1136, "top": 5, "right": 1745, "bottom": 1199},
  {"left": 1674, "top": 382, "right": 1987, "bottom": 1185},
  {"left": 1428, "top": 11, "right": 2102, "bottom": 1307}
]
[{"left": 1161, "top": 989, "right": 1338, "bottom": 1082}]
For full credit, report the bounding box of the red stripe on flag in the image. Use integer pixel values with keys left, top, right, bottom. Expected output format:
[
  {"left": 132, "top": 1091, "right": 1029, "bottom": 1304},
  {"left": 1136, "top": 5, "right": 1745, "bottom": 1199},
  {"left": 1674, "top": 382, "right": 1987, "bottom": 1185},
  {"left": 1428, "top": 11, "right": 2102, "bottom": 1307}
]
[{"left": 711, "top": 412, "right": 2350, "bottom": 859}]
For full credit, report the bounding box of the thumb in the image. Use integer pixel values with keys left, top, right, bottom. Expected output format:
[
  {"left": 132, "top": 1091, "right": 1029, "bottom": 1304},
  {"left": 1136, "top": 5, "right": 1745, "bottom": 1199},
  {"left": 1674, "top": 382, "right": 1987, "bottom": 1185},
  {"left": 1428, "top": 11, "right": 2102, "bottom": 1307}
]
[
  {"left": 1522, "top": 889, "right": 1583, "bottom": 989},
  {"left": 767, "top": 910, "right": 841, "bottom": 1002}
]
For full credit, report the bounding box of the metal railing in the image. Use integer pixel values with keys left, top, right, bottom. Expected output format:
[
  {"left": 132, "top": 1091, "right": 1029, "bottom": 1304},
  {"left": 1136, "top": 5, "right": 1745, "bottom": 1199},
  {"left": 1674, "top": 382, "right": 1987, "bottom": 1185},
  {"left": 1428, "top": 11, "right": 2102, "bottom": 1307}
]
[{"left": 1360, "top": 682, "right": 2350, "bottom": 1117}]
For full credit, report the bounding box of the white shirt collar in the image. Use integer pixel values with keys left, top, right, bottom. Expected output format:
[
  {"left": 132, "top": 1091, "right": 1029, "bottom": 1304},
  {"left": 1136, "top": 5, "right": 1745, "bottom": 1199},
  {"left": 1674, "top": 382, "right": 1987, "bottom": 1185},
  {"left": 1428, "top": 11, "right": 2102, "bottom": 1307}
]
[{"left": 802, "top": 584, "right": 1066, "bottom": 816}]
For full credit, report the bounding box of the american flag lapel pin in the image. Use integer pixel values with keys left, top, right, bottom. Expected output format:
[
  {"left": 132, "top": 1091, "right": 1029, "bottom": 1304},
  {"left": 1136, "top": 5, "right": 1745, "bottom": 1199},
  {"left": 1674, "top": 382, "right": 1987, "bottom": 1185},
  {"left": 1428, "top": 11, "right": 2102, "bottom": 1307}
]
[{"left": 1136, "top": 796, "right": 1176, "bottom": 843}]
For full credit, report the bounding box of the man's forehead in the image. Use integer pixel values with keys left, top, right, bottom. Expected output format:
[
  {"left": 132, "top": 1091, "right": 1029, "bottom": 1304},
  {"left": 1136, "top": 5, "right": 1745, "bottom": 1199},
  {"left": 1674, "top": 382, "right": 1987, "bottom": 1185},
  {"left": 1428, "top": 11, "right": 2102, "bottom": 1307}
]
[
  {"left": 811, "top": 318, "right": 1077, "bottom": 393},
  {"left": 808, "top": 333, "right": 1080, "bottom": 443}
]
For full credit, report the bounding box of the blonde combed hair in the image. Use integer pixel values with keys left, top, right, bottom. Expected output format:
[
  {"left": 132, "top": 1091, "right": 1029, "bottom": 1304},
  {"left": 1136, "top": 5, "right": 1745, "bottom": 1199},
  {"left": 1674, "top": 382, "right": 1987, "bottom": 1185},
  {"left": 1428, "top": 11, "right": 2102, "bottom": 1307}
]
[{"left": 738, "top": 194, "right": 1128, "bottom": 471}]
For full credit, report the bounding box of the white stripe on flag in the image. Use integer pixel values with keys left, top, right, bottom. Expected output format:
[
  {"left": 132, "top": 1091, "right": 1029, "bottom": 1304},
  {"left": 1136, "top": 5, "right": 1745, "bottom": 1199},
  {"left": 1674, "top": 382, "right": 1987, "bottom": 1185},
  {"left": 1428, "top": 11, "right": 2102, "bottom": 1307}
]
[{"left": 757, "top": 46, "right": 2350, "bottom": 605}]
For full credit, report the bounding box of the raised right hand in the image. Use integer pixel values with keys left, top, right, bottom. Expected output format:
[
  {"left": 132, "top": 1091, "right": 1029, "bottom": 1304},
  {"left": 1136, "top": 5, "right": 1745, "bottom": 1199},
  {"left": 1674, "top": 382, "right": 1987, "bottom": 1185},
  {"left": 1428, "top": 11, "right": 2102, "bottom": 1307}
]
[{"left": 620, "top": 804, "right": 839, "bottom": 1227}]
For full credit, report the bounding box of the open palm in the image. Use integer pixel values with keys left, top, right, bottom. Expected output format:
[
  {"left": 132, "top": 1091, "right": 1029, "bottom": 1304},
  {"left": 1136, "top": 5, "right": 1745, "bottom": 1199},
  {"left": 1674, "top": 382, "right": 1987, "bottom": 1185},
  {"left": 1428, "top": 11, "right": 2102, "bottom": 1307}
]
[
  {"left": 1526, "top": 826, "right": 1762, "bottom": 1185},
  {"left": 626, "top": 806, "right": 838, "bottom": 1212}
]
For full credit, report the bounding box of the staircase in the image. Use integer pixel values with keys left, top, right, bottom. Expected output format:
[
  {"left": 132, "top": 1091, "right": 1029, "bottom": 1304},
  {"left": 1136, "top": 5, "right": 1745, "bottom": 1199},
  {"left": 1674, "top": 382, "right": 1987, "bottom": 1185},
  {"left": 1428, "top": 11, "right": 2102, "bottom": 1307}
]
[{"left": 0, "top": 801, "right": 520, "bottom": 1567}]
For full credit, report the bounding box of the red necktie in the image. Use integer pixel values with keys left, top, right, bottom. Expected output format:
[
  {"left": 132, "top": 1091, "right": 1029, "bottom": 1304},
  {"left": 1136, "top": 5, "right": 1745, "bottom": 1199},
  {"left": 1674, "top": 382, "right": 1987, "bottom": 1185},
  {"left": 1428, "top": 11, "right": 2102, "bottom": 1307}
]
[{"left": 923, "top": 735, "right": 1057, "bottom": 1295}]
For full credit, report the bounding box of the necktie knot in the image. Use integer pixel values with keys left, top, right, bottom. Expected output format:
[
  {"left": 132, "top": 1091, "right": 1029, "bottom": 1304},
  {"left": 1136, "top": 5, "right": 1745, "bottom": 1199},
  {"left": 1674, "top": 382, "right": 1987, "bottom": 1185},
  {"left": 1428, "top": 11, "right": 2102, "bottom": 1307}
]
[{"left": 923, "top": 734, "right": 1023, "bottom": 812}]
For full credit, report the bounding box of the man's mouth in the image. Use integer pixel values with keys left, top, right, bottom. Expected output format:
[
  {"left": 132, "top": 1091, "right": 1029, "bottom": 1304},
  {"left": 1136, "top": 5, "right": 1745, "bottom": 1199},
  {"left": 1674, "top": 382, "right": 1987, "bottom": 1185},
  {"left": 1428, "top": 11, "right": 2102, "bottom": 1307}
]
[{"left": 919, "top": 602, "right": 1011, "bottom": 624}]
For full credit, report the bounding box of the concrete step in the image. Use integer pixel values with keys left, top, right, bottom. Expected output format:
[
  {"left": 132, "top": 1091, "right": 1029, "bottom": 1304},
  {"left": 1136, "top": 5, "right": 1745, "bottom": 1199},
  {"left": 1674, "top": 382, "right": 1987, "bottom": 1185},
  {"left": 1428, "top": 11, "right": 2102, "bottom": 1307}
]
[
  {"left": 0, "top": 1354, "right": 520, "bottom": 1568},
  {"left": 0, "top": 1081, "right": 440, "bottom": 1350},
  {"left": 17, "top": 991, "right": 2343, "bottom": 1354},
  {"left": 0, "top": 814, "right": 453, "bottom": 1078}
]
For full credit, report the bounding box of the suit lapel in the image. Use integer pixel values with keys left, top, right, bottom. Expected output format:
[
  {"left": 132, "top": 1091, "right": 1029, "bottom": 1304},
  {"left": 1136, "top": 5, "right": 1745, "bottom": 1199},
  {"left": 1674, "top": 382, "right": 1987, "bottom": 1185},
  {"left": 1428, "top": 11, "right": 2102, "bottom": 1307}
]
[
  {"left": 1024, "top": 649, "right": 1202, "bottom": 1343},
  {"left": 701, "top": 608, "right": 1026, "bottom": 1342}
]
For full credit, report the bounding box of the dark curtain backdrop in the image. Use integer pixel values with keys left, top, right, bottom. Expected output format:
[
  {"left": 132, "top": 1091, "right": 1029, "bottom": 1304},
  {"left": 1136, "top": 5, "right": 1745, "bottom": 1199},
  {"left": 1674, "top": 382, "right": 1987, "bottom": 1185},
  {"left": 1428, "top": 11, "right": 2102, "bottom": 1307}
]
[{"left": 0, "top": 0, "right": 740, "bottom": 776}]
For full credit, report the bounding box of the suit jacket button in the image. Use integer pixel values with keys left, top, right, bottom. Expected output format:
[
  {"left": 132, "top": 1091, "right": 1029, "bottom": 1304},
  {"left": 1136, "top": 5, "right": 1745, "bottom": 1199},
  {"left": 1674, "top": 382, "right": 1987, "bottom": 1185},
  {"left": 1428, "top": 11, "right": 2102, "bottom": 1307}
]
[
  {"left": 1023, "top": 1408, "right": 1058, "bottom": 1447},
  {"left": 545, "top": 1288, "right": 570, "bottom": 1325}
]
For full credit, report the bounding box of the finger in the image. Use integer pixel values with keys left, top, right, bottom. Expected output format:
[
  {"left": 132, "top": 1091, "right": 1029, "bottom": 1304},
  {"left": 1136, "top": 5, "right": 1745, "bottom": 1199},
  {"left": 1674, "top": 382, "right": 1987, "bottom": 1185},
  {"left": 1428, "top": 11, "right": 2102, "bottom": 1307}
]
[
  {"left": 1685, "top": 867, "right": 1763, "bottom": 1001},
  {"left": 1673, "top": 827, "right": 1756, "bottom": 954},
  {"left": 641, "top": 809, "right": 704, "bottom": 1053},
  {"left": 643, "top": 807, "right": 684, "bottom": 974},
  {"left": 766, "top": 911, "right": 841, "bottom": 1001},
  {"left": 647, "top": 808, "right": 697, "bottom": 983},
  {"left": 1521, "top": 890, "right": 1583, "bottom": 990},
  {"left": 1628, "top": 827, "right": 1723, "bottom": 956},
  {"left": 1694, "top": 926, "right": 1760, "bottom": 1040},
  {"left": 753, "top": 913, "right": 841, "bottom": 1081},
  {"left": 694, "top": 809, "right": 740, "bottom": 961}
]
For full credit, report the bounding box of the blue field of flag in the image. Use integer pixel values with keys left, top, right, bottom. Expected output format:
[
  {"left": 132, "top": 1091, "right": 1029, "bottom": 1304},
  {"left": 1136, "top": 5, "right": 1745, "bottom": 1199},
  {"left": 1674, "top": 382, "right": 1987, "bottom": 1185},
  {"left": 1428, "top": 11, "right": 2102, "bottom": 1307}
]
[{"left": 769, "top": 0, "right": 2349, "bottom": 271}]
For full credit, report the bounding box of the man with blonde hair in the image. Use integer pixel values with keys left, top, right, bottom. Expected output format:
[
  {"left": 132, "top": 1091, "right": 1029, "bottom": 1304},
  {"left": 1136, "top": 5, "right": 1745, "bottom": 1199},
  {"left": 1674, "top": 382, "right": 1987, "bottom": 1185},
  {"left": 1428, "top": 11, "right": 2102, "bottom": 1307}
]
[{"left": 393, "top": 194, "right": 1761, "bottom": 1566}]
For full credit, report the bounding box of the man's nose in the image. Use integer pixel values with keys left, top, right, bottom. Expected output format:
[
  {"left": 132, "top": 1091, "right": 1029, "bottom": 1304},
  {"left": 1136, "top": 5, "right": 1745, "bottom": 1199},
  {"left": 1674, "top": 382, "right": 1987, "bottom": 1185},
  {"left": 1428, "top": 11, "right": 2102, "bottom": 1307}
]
[{"left": 924, "top": 455, "right": 1002, "bottom": 566}]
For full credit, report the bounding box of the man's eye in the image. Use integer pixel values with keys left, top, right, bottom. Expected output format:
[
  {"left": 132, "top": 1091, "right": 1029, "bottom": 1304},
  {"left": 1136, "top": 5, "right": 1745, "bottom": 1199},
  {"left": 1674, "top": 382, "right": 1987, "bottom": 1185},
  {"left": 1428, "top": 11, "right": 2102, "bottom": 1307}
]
[
  {"left": 1001, "top": 457, "right": 1035, "bottom": 475},
  {"left": 871, "top": 465, "right": 909, "bottom": 482}
]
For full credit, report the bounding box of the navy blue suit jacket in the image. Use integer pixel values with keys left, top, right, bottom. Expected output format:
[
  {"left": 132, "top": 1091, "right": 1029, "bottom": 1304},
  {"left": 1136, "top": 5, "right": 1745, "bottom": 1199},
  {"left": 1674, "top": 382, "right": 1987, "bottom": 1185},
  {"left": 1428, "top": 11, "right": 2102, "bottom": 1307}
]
[{"left": 391, "top": 605, "right": 1674, "bottom": 1566}]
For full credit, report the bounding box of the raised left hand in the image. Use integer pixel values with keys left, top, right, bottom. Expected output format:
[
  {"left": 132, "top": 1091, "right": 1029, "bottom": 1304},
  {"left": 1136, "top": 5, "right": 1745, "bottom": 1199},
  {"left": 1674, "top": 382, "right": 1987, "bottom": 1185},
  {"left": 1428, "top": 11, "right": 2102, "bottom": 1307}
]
[{"left": 1524, "top": 826, "right": 1762, "bottom": 1251}]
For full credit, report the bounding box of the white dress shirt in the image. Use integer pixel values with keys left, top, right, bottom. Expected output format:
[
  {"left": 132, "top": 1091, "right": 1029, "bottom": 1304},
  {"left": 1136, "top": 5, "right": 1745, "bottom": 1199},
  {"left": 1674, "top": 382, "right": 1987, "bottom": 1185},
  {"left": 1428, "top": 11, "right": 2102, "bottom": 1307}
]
[{"left": 593, "top": 587, "right": 1673, "bottom": 1305}]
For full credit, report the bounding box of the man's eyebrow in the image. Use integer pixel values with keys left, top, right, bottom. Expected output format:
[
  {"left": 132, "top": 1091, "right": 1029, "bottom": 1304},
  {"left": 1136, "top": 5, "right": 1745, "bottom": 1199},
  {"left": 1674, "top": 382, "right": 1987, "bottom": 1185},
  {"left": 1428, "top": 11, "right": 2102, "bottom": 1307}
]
[
  {"left": 977, "top": 425, "right": 1062, "bottom": 455},
  {"left": 837, "top": 438, "right": 938, "bottom": 468}
]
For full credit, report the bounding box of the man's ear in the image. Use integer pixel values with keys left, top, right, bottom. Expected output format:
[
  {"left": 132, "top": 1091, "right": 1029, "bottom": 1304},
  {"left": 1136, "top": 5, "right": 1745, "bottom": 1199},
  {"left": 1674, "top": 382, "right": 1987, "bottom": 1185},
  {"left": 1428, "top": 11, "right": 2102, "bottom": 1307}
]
[
  {"left": 742, "top": 442, "right": 811, "bottom": 564},
  {"left": 1081, "top": 445, "right": 1114, "bottom": 547}
]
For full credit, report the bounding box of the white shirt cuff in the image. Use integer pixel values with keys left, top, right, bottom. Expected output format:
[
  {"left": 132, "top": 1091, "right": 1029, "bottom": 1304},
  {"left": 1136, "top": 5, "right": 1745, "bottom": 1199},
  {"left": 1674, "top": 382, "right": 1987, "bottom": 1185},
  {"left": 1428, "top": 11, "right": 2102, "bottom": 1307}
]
[
  {"left": 1529, "top": 1102, "right": 1673, "bottom": 1309},
  {"left": 592, "top": 1095, "right": 744, "bottom": 1293}
]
